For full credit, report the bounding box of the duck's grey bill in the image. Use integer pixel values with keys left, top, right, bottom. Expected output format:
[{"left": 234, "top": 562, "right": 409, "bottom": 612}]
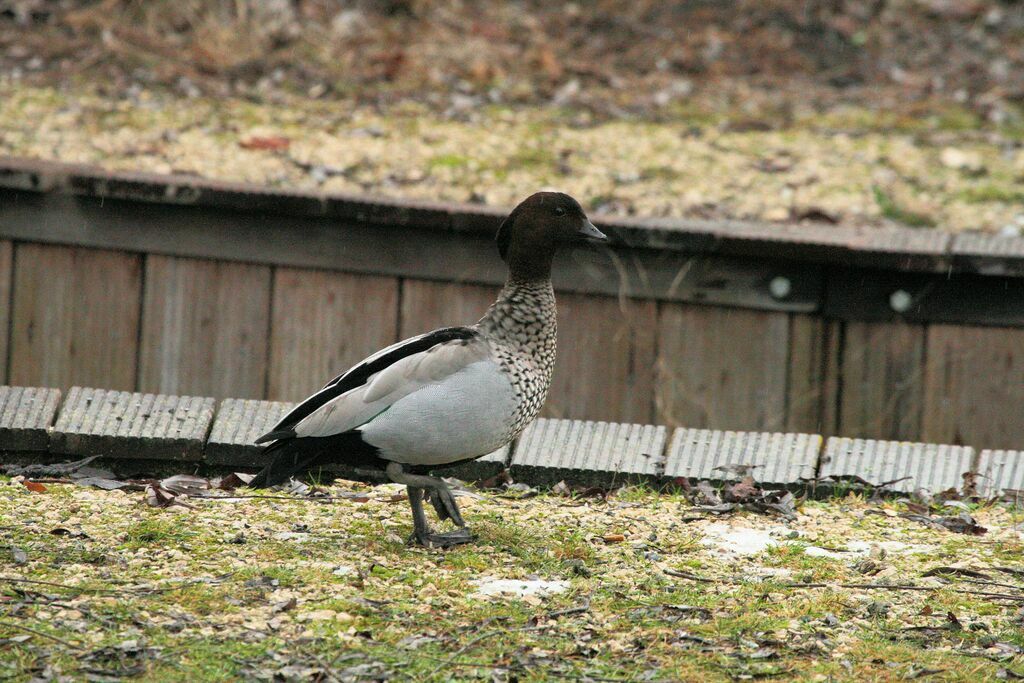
[{"left": 579, "top": 219, "right": 607, "bottom": 241}]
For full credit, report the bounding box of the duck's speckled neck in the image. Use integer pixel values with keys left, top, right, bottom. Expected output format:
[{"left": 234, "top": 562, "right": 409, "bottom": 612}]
[
  {"left": 476, "top": 276, "right": 557, "bottom": 436},
  {"left": 477, "top": 276, "right": 557, "bottom": 361}
]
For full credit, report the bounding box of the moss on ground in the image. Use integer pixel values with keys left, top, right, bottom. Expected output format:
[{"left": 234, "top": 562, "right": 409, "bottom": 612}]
[{"left": 1, "top": 477, "right": 1023, "bottom": 681}]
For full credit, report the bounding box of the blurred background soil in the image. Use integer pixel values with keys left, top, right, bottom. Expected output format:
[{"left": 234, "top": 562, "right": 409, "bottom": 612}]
[{"left": 3, "top": 0, "right": 1023, "bottom": 119}]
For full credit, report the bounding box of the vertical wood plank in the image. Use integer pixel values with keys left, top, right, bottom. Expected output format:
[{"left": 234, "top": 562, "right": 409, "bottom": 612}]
[
  {"left": 923, "top": 324, "right": 1024, "bottom": 449},
  {"left": 837, "top": 321, "right": 925, "bottom": 441},
  {"left": 818, "top": 319, "right": 843, "bottom": 439},
  {"left": 0, "top": 241, "right": 12, "bottom": 384},
  {"left": 656, "top": 304, "right": 790, "bottom": 431},
  {"left": 785, "top": 313, "right": 828, "bottom": 434},
  {"left": 544, "top": 293, "right": 657, "bottom": 423},
  {"left": 268, "top": 268, "right": 400, "bottom": 401},
  {"left": 139, "top": 255, "right": 270, "bottom": 399},
  {"left": 399, "top": 279, "right": 499, "bottom": 337},
  {"left": 10, "top": 244, "right": 141, "bottom": 390}
]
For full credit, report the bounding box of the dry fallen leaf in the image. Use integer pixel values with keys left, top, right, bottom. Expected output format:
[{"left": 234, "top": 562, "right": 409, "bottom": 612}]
[
  {"left": 145, "top": 483, "right": 196, "bottom": 509},
  {"left": 603, "top": 534, "right": 625, "bottom": 544},
  {"left": 239, "top": 135, "right": 290, "bottom": 151}
]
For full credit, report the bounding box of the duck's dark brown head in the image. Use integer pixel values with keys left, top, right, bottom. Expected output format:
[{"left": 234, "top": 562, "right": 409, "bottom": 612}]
[{"left": 496, "top": 191, "right": 606, "bottom": 280}]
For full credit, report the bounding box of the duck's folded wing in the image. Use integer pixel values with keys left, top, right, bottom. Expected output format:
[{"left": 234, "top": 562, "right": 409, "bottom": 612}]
[{"left": 255, "top": 326, "right": 484, "bottom": 443}]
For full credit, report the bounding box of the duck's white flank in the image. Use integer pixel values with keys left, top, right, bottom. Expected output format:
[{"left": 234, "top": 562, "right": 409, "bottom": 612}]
[{"left": 359, "top": 359, "right": 518, "bottom": 465}]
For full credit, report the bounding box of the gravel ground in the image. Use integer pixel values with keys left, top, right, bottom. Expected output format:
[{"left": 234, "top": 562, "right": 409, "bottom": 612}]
[
  {"left": 2, "top": 83, "right": 1023, "bottom": 235},
  {"left": 2, "top": 473, "right": 1024, "bottom": 681}
]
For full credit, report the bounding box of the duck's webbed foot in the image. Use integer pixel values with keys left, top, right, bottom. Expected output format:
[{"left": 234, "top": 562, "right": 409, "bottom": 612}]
[
  {"left": 386, "top": 463, "right": 475, "bottom": 548},
  {"left": 418, "top": 527, "right": 476, "bottom": 548}
]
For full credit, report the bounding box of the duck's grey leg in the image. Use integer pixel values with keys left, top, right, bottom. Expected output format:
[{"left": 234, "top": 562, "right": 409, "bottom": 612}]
[
  {"left": 386, "top": 463, "right": 475, "bottom": 548},
  {"left": 406, "top": 486, "right": 431, "bottom": 542}
]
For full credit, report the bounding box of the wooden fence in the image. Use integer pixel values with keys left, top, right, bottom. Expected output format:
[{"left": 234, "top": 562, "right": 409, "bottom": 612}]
[{"left": 1, "top": 157, "right": 1022, "bottom": 450}]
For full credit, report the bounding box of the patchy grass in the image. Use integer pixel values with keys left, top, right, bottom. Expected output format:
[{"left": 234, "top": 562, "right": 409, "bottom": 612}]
[
  {"left": 959, "top": 185, "right": 1024, "bottom": 205},
  {"left": 873, "top": 185, "right": 937, "bottom": 227},
  {"left": 428, "top": 153, "right": 470, "bottom": 169},
  {"left": 4, "top": 84, "right": 1024, "bottom": 233},
  {"left": 1, "top": 478, "right": 1023, "bottom": 681}
]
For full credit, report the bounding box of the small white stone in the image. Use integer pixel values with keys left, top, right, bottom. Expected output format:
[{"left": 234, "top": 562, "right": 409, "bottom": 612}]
[
  {"left": 700, "top": 524, "right": 789, "bottom": 556},
  {"left": 939, "top": 147, "right": 984, "bottom": 173},
  {"left": 471, "top": 578, "right": 569, "bottom": 599}
]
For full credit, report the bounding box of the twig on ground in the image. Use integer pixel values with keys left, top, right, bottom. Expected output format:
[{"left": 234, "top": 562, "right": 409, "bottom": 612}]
[
  {"left": 0, "top": 621, "right": 86, "bottom": 650},
  {"left": 546, "top": 599, "right": 591, "bottom": 619},
  {"left": 783, "top": 582, "right": 1024, "bottom": 602},
  {"left": 663, "top": 568, "right": 717, "bottom": 583},
  {"left": 201, "top": 494, "right": 364, "bottom": 502},
  {"left": 0, "top": 573, "right": 235, "bottom": 595},
  {"left": 0, "top": 576, "right": 122, "bottom": 593},
  {"left": 662, "top": 571, "right": 1024, "bottom": 603},
  {"left": 426, "top": 625, "right": 546, "bottom": 678}
]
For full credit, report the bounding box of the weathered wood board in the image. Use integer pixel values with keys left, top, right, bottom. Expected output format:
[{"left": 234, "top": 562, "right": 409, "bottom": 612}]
[
  {"left": 837, "top": 321, "right": 925, "bottom": 441},
  {"left": 0, "top": 241, "right": 11, "bottom": 384},
  {"left": 0, "top": 386, "right": 61, "bottom": 452},
  {"left": 819, "top": 437, "right": 975, "bottom": 495},
  {"left": 816, "top": 320, "right": 843, "bottom": 439},
  {"left": 544, "top": 293, "right": 658, "bottom": 423},
  {"left": 10, "top": 244, "right": 141, "bottom": 391},
  {"left": 51, "top": 386, "right": 214, "bottom": 460},
  {"left": 398, "top": 279, "right": 498, "bottom": 336},
  {"left": 268, "top": 268, "right": 399, "bottom": 402},
  {"left": 785, "top": 314, "right": 831, "bottom": 434},
  {"left": 510, "top": 418, "right": 667, "bottom": 486},
  {"left": 922, "top": 324, "right": 1024, "bottom": 450},
  {"left": 138, "top": 255, "right": 271, "bottom": 399},
  {"left": 656, "top": 303, "right": 789, "bottom": 431},
  {"left": 665, "top": 428, "right": 821, "bottom": 487}
]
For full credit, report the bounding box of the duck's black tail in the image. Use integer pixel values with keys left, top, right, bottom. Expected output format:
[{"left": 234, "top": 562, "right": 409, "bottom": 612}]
[{"left": 248, "top": 431, "right": 382, "bottom": 488}]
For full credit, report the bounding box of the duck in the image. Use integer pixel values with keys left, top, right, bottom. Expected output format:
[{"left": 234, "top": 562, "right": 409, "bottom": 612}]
[{"left": 249, "top": 191, "right": 607, "bottom": 547}]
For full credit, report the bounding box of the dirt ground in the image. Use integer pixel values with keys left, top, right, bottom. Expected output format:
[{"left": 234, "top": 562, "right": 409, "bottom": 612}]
[
  {"left": 1, "top": 1, "right": 1023, "bottom": 233},
  {"left": 2, "top": 473, "right": 1024, "bottom": 681}
]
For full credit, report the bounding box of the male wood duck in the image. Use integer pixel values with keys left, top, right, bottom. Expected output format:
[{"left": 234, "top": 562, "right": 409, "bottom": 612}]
[{"left": 250, "top": 192, "right": 606, "bottom": 547}]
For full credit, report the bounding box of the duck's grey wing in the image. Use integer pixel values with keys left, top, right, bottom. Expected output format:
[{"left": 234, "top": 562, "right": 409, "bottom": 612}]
[{"left": 255, "top": 326, "right": 482, "bottom": 444}]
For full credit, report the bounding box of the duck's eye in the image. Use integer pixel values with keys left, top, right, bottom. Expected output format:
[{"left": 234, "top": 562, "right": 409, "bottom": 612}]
[{"left": 554, "top": 207, "right": 566, "bottom": 216}]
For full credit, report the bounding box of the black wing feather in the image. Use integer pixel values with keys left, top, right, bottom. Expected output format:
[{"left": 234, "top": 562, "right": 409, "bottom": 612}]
[{"left": 256, "top": 326, "right": 478, "bottom": 443}]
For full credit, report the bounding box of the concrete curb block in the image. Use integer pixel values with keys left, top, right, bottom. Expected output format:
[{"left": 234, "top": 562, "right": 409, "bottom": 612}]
[
  {"left": 509, "top": 418, "right": 667, "bottom": 487},
  {"left": 0, "top": 386, "right": 62, "bottom": 452},
  {"left": 0, "top": 384, "right": 1016, "bottom": 497},
  {"left": 976, "top": 449, "right": 1024, "bottom": 499},
  {"left": 665, "top": 429, "right": 821, "bottom": 488},
  {"left": 819, "top": 437, "right": 975, "bottom": 496},
  {"left": 206, "top": 398, "right": 295, "bottom": 466},
  {"left": 50, "top": 387, "right": 214, "bottom": 461}
]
